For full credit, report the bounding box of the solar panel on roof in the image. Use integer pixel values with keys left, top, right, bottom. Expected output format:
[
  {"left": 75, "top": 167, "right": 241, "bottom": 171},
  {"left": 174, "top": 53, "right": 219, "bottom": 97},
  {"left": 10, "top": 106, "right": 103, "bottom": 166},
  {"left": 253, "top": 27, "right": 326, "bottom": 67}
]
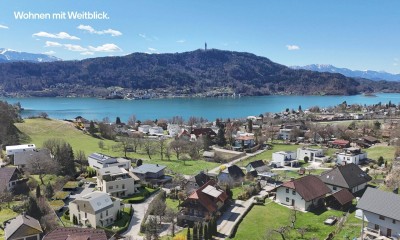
[{"left": 202, "top": 185, "right": 222, "bottom": 198}]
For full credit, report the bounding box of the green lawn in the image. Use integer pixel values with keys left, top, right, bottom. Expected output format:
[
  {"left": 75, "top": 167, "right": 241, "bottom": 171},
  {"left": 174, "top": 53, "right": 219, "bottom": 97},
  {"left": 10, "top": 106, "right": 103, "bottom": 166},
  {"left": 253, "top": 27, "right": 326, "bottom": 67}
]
[
  {"left": 30, "top": 174, "right": 64, "bottom": 186},
  {"left": 238, "top": 144, "right": 299, "bottom": 167},
  {"left": 0, "top": 208, "right": 19, "bottom": 238},
  {"left": 145, "top": 159, "right": 220, "bottom": 175},
  {"left": 335, "top": 211, "right": 363, "bottom": 239},
  {"left": 365, "top": 145, "right": 395, "bottom": 161},
  {"left": 165, "top": 198, "right": 180, "bottom": 210},
  {"left": 53, "top": 191, "right": 71, "bottom": 200},
  {"left": 122, "top": 187, "right": 159, "bottom": 203},
  {"left": 104, "top": 207, "right": 132, "bottom": 233},
  {"left": 49, "top": 200, "right": 65, "bottom": 211},
  {"left": 63, "top": 181, "right": 80, "bottom": 189},
  {"left": 232, "top": 203, "right": 345, "bottom": 240}
]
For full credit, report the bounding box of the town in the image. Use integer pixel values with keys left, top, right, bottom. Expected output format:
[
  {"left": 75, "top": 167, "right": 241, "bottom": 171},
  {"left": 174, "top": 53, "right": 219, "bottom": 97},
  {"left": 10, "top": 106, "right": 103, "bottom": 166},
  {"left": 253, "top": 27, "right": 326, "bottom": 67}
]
[{"left": 0, "top": 100, "right": 400, "bottom": 240}]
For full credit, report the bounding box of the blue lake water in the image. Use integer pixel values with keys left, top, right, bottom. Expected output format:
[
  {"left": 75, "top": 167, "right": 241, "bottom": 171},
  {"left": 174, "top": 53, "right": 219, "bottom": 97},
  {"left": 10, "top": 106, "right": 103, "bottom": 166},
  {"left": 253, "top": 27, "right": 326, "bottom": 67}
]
[{"left": 2, "top": 93, "right": 400, "bottom": 122}]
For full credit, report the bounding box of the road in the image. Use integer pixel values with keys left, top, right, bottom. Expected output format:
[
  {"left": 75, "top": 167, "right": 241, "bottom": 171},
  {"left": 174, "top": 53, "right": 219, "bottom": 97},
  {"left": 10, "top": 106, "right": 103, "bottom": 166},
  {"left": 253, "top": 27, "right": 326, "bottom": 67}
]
[{"left": 121, "top": 193, "right": 159, "bottom": 240}]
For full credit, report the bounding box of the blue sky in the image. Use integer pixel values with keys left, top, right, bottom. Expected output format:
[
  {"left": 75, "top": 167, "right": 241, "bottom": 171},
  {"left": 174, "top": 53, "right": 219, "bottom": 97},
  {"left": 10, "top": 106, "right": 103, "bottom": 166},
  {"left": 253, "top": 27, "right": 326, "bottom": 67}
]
[{"left": 0, "top": 0, "right": 399, "bottom": 73}]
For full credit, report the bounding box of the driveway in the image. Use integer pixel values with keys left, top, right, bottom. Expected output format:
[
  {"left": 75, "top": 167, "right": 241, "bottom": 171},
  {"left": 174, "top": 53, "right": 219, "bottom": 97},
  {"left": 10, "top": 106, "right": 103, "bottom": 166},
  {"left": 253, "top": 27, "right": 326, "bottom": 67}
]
[{"left": 121, "top": 193, "right": 159, "bottom": 240}]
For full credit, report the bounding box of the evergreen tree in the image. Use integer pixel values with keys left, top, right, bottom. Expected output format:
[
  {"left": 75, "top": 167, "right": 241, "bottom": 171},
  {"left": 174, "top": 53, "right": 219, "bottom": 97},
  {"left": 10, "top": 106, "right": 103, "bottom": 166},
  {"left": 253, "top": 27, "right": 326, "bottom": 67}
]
[
  {"left": 247, "top": 119, "right": 253, "bottom": 133},
  {"left": 204, "top": 224, "right": 209, "bottom": 240},
  {"left": 216, "top": 125, "right": 227, "bottom": 147},
  {"left": 193, "top": 222, "right": 198, "bottom": 240},
  {"left": 45, "top": 184, "right": 54, "bottom": 199},
  {"left": 116, "top": 117, "right": 121, "bottom": 125},
  {"left": 55, "top": 142, "right": 75, "bottom": 176},
  {"left": 36, "top": 185, "right": 41, "bottom": 198},
  {"left": 198, "top": 222, "right": 203, "bottom": 240},
  {"left": 187, "top": 227, "right": 191, "bottom": 240},
  {"left": 88, "top": 121, "right": 96, "bottom": 134},
  {"left": 26, "top": 196, "right": 42, "bottom": 220}
]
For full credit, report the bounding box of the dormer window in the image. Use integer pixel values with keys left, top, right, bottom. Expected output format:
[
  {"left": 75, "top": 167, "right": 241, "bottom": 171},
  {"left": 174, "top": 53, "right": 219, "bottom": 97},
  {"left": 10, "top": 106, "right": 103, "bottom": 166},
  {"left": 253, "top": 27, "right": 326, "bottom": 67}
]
[{"left": 286, "top": 188, "right": 289, "bottom": 193}]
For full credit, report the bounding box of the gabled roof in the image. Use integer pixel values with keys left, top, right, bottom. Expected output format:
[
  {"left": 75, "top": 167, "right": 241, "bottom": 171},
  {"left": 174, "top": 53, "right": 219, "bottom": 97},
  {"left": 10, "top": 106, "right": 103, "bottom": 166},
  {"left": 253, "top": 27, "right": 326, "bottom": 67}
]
[
  {"left": 0, "top": 167, "right": 20, "bottom": 191},
  {"left": 5, "top": 214, "right": 42, "bottom": 240},
  {"left": 222, "top": 165, "right": 245, "bottom": 180},
  {"left": 331, "top": 189, "right": 354, "bottom": 205},
  {"left": 43, "top": 227, "right": 108, "bottom": 240},
  {"left": 320, "top": 163, "right": 371, "bottom": 189},
  {"left": 191, "top": 128, "right": 217, "bottom": 137},
  {"left": 70, "top": 191, "right": 113, "bottom": 215},
  {"left": 357, "top": 187, "right": 400, "bottom": 221},
  {"left": 188, "top": 172, "right": 210, "bottom": 187},
  {"left": 132, "top": 163, "right": 166, "bottom": 174},
  {"left": 246, "top": 160, "right": 265, "bottom": 169},
  {"left": 282, "top": 175, "right": 331, "bottom": 202},
  {"left": 184, "top": 180, "right": 228, "bottom": 213},
  {"left": 14, "top": 148, "right": 52, "bottom": 166}
]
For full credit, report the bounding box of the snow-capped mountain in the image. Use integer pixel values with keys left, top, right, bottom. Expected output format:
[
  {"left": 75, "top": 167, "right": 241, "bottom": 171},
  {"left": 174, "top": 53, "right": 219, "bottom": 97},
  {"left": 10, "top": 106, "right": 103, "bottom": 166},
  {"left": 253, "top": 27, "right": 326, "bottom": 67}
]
[
  {"left": 0, "top": 48, "right": 62, "bottom": 63},
  {"left": 291, "top": 64, "right": 400, "bottom": 82}
]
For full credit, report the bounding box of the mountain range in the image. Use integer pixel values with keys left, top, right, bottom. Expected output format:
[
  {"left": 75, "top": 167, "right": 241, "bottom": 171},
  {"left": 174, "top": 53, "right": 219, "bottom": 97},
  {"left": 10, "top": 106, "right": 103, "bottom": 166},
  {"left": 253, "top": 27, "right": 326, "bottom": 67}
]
[
  {"left": 0, "top": 49, "right": 399, "bottom": 97},
  {"left": 291, "top": 64, "right": 400, "bottom": 82},
  {"left": 0, "top": 48, "right": 61, "bottom": 63}
]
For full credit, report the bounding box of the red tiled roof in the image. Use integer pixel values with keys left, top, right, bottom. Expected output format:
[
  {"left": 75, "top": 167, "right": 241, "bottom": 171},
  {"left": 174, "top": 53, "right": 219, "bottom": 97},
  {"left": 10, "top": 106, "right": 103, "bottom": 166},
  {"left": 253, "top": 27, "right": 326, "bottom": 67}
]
[
  {"left": 43, "top": 227, "right": 107, "bottom": 240},
  {"left": 236, "top": 135, "right": 254, "bottom": 141},
  {"left": 331, "top": 189, "right": 354, "bottom": 205},
  {"left": 332, "top": 139, "right": 350, "bottom": 145},
  {"left": 281, "top": 175, "right": 331, "bottom": 202},
  {"left": 186, "top": 180, "right": 227, "bottom": 213}
]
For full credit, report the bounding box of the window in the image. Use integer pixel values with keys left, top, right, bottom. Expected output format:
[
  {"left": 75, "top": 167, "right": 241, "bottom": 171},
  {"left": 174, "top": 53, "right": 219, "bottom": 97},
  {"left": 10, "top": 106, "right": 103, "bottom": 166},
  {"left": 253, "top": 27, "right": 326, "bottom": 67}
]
[
  {"left": 286, "top": 188, "right": 289, "bottom": 193},
  {"left": 100, "top": 213, "right": 103, "bottom": 218},
  {"left": 116, "top": 185, "right": 119, "bottom": 189},
  {"left": 85, "top": 212, "right": 87, "bottom": 218},
  {"left": 393, "top": 219, "right": 396, "bottom": 224},
  {"left": 286, "top": 197, "right": 289, "bottom": 202},
  {"left": 122, "top": 184, "right": 125, "bottom": 189},
  {"left": 106, "top": 210, "right": 108, "bottom": 216},
  {"left": 109, "top": 186, "right": 113, "bottom": 190},
  {"left": 374, "top": 224, "right": 379, "bottom": 230},
  {"left": 333, "top": 186, "right": 337, "bottom": 191},
  {"left": 292, "top": 190, "right": 296, "bottom": 195},
  {"left": 379, "top": 215, "right": 385, "bottom": 220}
]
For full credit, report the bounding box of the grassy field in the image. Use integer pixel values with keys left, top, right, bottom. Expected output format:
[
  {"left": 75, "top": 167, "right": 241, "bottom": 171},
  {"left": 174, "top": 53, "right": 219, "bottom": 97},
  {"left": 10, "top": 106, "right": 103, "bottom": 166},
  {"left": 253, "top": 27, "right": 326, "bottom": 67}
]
[
  {"left": 232, "top": 202, "right": 345, "bottom": 240},
  {"left": 365, "top": 145, "right": 395, "bottom": 161},
  {"left": 165, "top": 198, "right": 180, "bottom": 210},
  {"left": 335, "top": 211, "right": 363, "bottom": 239},
  {"left": 0, "top": 208, "right": 19, "bottom": 238}
]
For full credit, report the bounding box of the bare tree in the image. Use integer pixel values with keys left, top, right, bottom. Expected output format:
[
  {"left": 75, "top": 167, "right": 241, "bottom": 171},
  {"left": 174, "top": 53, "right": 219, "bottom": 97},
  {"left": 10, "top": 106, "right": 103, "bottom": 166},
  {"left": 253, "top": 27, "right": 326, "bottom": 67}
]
[
  {"left": 158, "top": 137, "right": 167, "bottom": 161},
  {"left": 127, "top": 114, "right": 137, "bottom": 127},
  {"left": 169, "top": 139, "right": 188, "bottom": 160},
  {"left": 143, "top": 137, "right": 156, "bottom": 159},
  {"left": 152, "top": 198, "right": 166, "bottom": 224},
  {"left": 75, "top": 150, "right": 87, "bottom": 173},
  {"left": 297, "top": 227, "right": 308, "bottom": 239},
  {"left": 268, "top": 226, "right": 289, "bottom": 240},
  {"left": 119, "top": 136, "right": 133, "bottom": 158},
  {"left": 131, "top": 133, "right": 143, "bottom": 152},
  {"left": 0, "top": 188, "right": 13, "bottom": 208},
  {"left": 26, "top": 156, "right": 57, "bottom": 185},
  {"left": 164, "top": 208, "right": 178, "bottom": 237},
  {"left": 289, "top": 207, "right": 298, "bottom": 228}
]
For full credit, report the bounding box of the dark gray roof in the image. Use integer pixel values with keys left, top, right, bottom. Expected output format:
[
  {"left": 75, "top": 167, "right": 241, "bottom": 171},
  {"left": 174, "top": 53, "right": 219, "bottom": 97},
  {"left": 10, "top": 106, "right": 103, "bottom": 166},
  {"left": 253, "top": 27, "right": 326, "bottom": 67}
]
[
  {"left": 88, "top": 153, "right": 113, "bottom": 163},
  {"left": 246, "top": 160, "right": 265, "bottom": 169},
  {"left": 357, "top": 187, "right": 400, "bottom": 221},
  {"left": 320, "top": 163, "right": 371, "bottom": 189},
  {"left": 188, "top": 172, "right": 210, "bottom": 187},
  {"left": 14, "top": 149, "right": 51, "bottom": 166},
  {"left": 4, "top": 214, "right": 42, "bottom": 240},
  {"left": 43, "top": 227, "right": 108, "bottom": 240},
  {"left": 0, "top": 167, "right": 19, "bottom": 191},
  {"left": 132, "top": 163, "right": 166, "bottom": 174}
]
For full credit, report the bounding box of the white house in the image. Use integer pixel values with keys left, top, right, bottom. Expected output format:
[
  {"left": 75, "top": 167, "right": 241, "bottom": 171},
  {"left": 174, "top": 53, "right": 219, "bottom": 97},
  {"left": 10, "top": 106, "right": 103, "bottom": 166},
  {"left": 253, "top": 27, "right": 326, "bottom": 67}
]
[
  {"left": 337, "top": 147, "right": 368, "bottom": 165},
  {"left": 97, "top": 166, "right": 140, "bottom": 198},
  {"left": 271, "top": 151, "right": 298, "bottom": 167},
  {"left": 138, "top": 125, "right": 151, "bottom": 134},
  {"left": 69, "top": 191, "right": 121, "bottom": 228},
  {"left": 149, "top": 126, "right": 164, "bottom": 136},
  {"left": 88, "top": 153, "right": 131, "bottom": 170},
  {"left": 167, "top": 124, "right": 181, "bottom": 137},
  {"left": 276, "top": 175, "right": 331, "bottom": 211},
  {"left": 357, "top": 187, "right": 400, "bottom": 239},
  {"left": 297, "top": 147, "right": 328, "bottom": 162},
  {"left": 278, "top": 129, "right": 292, "bottom": 140},
  {"left": 6, "top": 144, "right": 36, "bottom": 156}
]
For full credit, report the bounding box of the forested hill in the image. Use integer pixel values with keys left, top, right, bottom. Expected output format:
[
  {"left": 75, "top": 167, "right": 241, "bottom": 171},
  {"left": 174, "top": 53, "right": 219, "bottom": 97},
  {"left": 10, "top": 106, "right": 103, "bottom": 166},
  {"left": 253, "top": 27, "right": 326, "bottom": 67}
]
[{"left": 0, "top": 49, "right": 399, "bottom": 97}]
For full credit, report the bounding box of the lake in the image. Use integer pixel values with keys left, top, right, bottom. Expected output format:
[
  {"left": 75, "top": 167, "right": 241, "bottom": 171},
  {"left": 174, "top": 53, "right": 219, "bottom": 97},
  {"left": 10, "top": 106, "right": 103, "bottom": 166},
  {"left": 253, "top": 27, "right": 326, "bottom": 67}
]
[{"left": 2, "top": 93, "right": 400, "bottom": 122}]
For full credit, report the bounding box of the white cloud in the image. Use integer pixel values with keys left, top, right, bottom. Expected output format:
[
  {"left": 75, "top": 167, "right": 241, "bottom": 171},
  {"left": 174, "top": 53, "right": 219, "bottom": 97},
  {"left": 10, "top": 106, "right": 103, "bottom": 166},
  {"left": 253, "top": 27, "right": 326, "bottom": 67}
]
[
  {"left": 0, "top": 24, "right": 9, "bottom": 29},
  {"left": 148, "top": 47, "right": 157, "bottom": 52},
  {"left": 81, "top": 51, "right": 95, "bottom": 56},
  {"left": 45, "top": 41, "right": 62, "bottom": 47},
  {"left": 89, "top": 43, "right": 122, "bottom": 52},
  {"left": 64, "top": 44, "right": 87, "bottom": 52},
  {"left": 43, "top": 50, "right": 56, "bottom": 55},
  {"left": 286, "top": 45, "right": 300, "bottom": 51},
  {"left": 138, "top": 33, "right": 147, "bottom": 39},
  {"left": 33, "top": 31, "right": 80, "bottom": 40},
  {"left": 176, "top": 39, "right": 186, "bottom": 43},
  {"left": 138, "top": 33, "right": 158, "bottom": 41},
  {"left": 77, "top": 25, "right": 122, "bottom": 37}
]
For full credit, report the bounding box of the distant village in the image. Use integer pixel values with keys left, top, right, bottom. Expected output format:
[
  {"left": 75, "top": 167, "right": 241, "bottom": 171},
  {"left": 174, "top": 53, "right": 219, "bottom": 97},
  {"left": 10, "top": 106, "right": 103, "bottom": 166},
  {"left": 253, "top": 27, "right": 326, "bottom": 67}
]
[{"left": 1, "top": 100, "right": 400, "bottom": 240}]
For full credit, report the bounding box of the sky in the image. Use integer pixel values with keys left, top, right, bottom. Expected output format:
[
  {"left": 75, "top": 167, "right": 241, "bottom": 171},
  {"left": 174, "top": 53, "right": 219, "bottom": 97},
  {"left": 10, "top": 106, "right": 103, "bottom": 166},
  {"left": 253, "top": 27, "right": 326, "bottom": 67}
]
[{"left": 0, "top": 0, "right": 399, "bottom": 73}]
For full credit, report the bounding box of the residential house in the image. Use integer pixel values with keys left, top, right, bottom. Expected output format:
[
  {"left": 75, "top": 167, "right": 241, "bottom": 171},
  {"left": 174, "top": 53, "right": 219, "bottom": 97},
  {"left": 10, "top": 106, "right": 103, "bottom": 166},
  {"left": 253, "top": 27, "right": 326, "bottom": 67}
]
[
  {"left": 184, "top": 172, "right": 211, "bottom": 195},
  {"left": 325, "top": 189, "right": 355, "bottom": 210},
  {"left": 179, "top": 180, "right": 228, "bottom": 225},
  {"left": 245, "top": 160, "right": 268, "bottom": 176},
  {"left": 88, "top": 153, "right": 131, "bottom": 170},
  {"left": 363, "top": 136, "right": 380, "bottom": 145},
  {"left": 217, "top": 165, "right": 245, "bottom": 185},
  {"left": 271, "top": 151, "right": 298, "bottom": 167},
  {"left": 278, "top": 128, "right": 292, "bottom": 140},
  {"left": 276, "top": 175, "right": 331, "bottom": 211},
  {"left": 191, "top": 128, "right": 217, "bottom": 141},
  {"left": 320, "top": 163, "right": 371, "bottom": 194},
  {"left": 97, "top": 166, "right": 140, "bottom": 198},
  {"left": 138, "top": 125, "right": 151, "bottom": 134},
  {"left": 202, "top": 151, "right": 215, "bottom": 161},
  {"left": 0, "top": 167, "right": 23, "bottom": 192},
  {"left": 69, "top": 191, "right": 121, "bottom": 228},
  {"left": 132, "top": 163, "right": 171, "bottom": 184},
  {"left": 167, "top": 124, "right": 181, "bottom": 137},
  {"left": 13, "top": 149, "right": 51, "bottom": 169},
  {"left": 43, "top": 227, "right": 108, "bottom": 240},
  {"left": 149, "top": 126, "right": 164, "bottom": 136},
  {"left": 233, "top": 135, "right": 255, "bottom": 151},
  {"left": 330, "top": 139, "right": 351, "bottom": 149},
  {"left": 297, "top": 147, "right": 328, "bottom": 162},
  {"left": 357, "top": 187, "right": 400, "bottom": 239},
  {"left": 4, "top": 213, "right": 43, "bottom": 240},
  {"left": 337, "top": 147, "right": 368, "bottom": 165},
  {"left": 5, "top": 144, "right": 36, "bottom": 156}
]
